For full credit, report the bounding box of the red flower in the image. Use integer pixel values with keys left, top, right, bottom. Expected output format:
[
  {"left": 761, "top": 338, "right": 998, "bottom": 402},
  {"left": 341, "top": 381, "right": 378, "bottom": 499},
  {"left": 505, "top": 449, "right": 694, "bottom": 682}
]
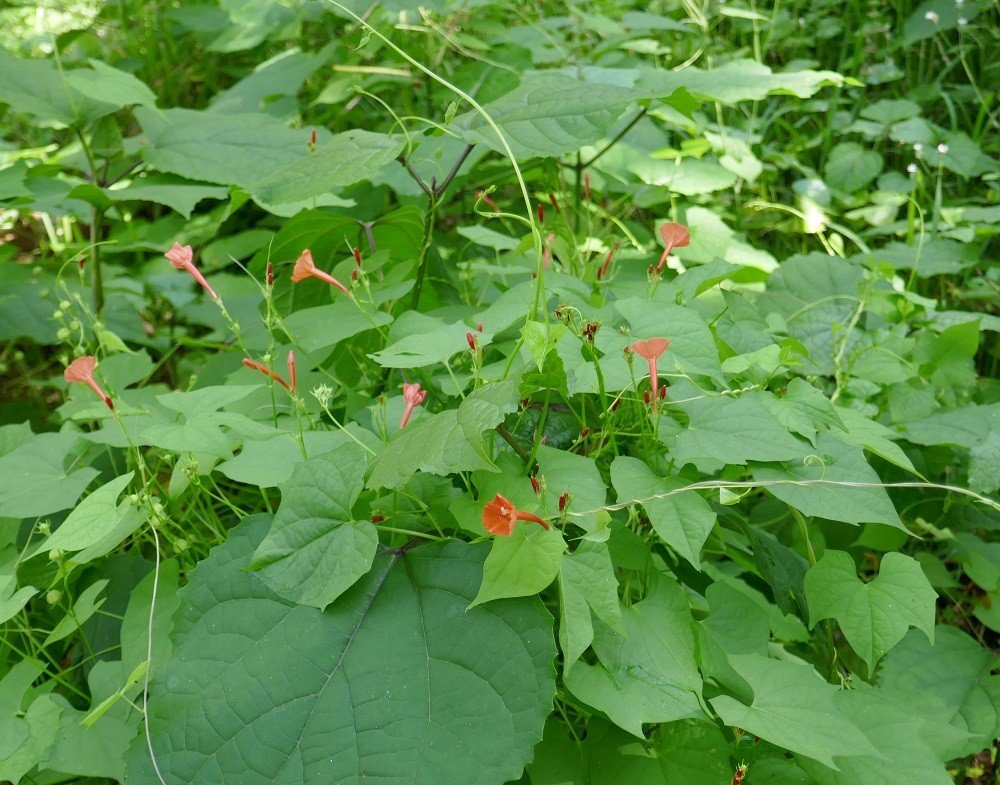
[
  {"left": 400, "top": 382, "right": 427, "bottom": 429},
  {"left": 165, "top": 243, "right": 218, "bottom": 300},
  {"left": 656, "top": 222, "right": 691, "bottom": 272},
  {"left": 482, "top": 493, "right": 550, "bottom": 536},
  {"left": 64, "top": 356, "right": 113, "bottom": 410},
  {"left": 290, "top": 249, "right": 350, "bottom": 295},
  {"left": 242, "top": 358, "right": 291, "bottom": 391},
  {"left": 630, "top": 337, "right": 670, "bottom": 412}
]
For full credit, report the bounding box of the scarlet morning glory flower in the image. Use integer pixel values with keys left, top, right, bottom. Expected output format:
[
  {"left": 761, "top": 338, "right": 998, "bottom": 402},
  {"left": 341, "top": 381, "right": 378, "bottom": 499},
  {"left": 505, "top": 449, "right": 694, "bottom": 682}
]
[
  {"left": 64, "top": 356, "right": 113, "bottom": 410},
  {"left": 399, "top": 382, "right": 427, "bottom": 429},
  {"left": 165, "top": 243, "right": 218, "bottom": 300},
  {"left": 290, "top": 249, "right": 350, "bottom": 295},
  {"left": 482, "top": 493, "right": 550, "bottom": 536},
  {"left": 630, "top": 337, "right": 670, "bottom": 411},
  {"left": 242, "top": 358, "right": 292, "bottom": 391},
  {"left": 655, "top": 222, "right": 691, "bottom": 272}
]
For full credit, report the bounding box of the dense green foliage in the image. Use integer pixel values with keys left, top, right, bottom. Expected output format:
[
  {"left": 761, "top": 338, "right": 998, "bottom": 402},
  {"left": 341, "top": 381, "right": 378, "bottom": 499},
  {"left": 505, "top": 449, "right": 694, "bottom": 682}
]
[{"left": 0, "top": 1, "right": 998, "bottom": 783}]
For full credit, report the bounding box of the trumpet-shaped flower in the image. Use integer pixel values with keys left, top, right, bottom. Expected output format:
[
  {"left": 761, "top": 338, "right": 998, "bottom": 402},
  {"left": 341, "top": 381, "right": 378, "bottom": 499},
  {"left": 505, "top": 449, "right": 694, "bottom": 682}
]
[
  {"left": 400, "top": 382, "right": 427, "bottom": 429},
  {"left": 290, "top": 249, "right": 350, "bottom": 296},
  {"left": 630, "top": 338, "right": 670, "bottom": 411},
  {"left": 482, "top": 493, "right": 550, "bottom": 536},
  {"left": 655, "top": 222, "right": 691, "bottom": 272},
  {"left": 64, "top": 356, "right": 113, "bottom": 410},
  {"left": 165, "top": 243, "right": 218, "bottom": 300}
]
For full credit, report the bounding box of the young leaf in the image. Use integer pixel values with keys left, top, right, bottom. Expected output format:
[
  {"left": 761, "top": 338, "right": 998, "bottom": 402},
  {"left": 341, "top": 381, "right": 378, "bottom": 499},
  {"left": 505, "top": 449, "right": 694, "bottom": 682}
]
[
  {"left": 250, "top": 443, "right": 377, "bottom": 609},
  {"left": 610, "top": 456, "right": 716, "bottom": 568},
  {"left": 34, "top": 472, "right": 135, "bottom": 555},
  {"left": 558, "top": 540, "right": 624, "bottom": 673},
  {"left": 473, "top": 525, "right": 566, "bottom": 606},
  {"left": 804, "top": 550, "right": 935, "bottom": 669},
  {"left": 565, "top": 574, "right": 704, "bottom": 737}
]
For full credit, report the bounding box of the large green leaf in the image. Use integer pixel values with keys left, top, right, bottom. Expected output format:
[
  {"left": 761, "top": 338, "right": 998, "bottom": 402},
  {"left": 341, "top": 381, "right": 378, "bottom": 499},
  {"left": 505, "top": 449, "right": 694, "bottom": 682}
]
[
  {"left": 610, "top": 456, "right": 716, "bottom": 567},
  {"left": 710, "top": 655, "right": 877, "bottom": 769},
  {"left": 136, "top": 106, "right": 315, "bottom": 188},
  {"left": 251, "top": 130, "right": 403, "bottom": 205},
  {"left": 458, "top": 74, "right": 642, "bottom": 159},
  {"left": 0, "top": 433, "right": 98, "bottom": 519},
  {"left": 129, "top": 515, "right": 556, "bottom": 785},
  {"left": 876, "top": 626, "right": 1000, "bottom": 760},
  {"left": 672, "top": 394, "right": 806, "bottom": 466},
  {"left": 635, "top": 59, "right": 843, "bottom": 104},
  {"left": 751, "top": 433, "right": 901, "bottom": 527},
  {"left": 804, "top": 551, "right": 935, "bottom": 669},
  {"left": 796, "top": 689, "right": 953, "bottom": 785},
  {"left": 565, "top": 574, "right": 703, "bottom": 737},
  {"left": 251, "top": 443, "right": 377, "bottom": 609}
]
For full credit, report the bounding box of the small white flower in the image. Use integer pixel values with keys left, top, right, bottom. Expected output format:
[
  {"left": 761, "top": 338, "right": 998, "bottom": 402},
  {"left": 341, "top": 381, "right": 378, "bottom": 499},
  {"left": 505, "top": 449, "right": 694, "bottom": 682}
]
[
  {"left": 907, "top": 163, "right": 918, "bottom": 173},
  {"left": 937, "top": 143, "right": 949, "bottom": 154},
  {"left": 924, "top": 10, "right": 939, "bottom": 22},
  {"left": 955, "top": 0, "right": 964, "bottom": 7},
  {"left": 958, "top": 16, "right": 968, "bottom": 25},
  {"left": 913, "top": 142, "right": 924, "bottom": 152}
]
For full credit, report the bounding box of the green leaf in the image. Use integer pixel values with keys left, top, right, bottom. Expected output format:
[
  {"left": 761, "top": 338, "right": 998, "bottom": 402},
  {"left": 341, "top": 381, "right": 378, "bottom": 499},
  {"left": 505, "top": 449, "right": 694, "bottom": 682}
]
[
  {"left": 673, "top": 394, "right": 806, "bottom": 466},
  {"left": 751, "top": 433, "right": 902, "bottom": 527},
  {"left": 105, "top": 174, "right": 228, "bottom": 219},
  {"left": 796, "top": 689, "right": 953, "bottom": 785},
  {"left": 583, "top": 719, "right": 732, "bottom": 785},
  {"left": 0, "top": 47, "right": 79, "bottom": 125},
  {"left": 0, "top": 661, "right": 63, "bottom": 784},
  {"left": 218, "top": 429, "right": 372, "bottom": 487},
  {"left": 565, "top": 574, "right": 704, "bottom": 737},
  {"left": 636, "top": 59, "right": 843, "bottom": 104},
  {"left": 558, "top": 540, "right": 624, "bottom": 673},
  {"left": 283, "top": 302, "right": 393, "bottom": 353},
  {"left": 65, "top": 60, "right": 157, "bottom": 108},
  {"left": 120, "top": 560, "right": 181, "bottom": 678},
  {"left": 824, "top": 142, "right": 883, "bottom": 192},
  {"left": 367, "top": 381, "right": 519, "bottom": 490},
  {"left": 710, "top": 655, "right": 878, "bottom": 769},
  {"left": 44, "top": 579, "right": 108, "bottom": 646},
  {"left": 136, "top": 106, "right": 313, "bottom": 188},
  {"left": 0, "top": 433, "right": 98, "bottom": 519},
  {"left": 133, "top": 515, "right": 556, "bottom": 785},
  {"left": 610, "top": 456, "right": 715, "bottom": 567},
  {"left": 616, "top": 298, "right": 723, "bottom": 382},
  {"left": 473, "top": 525, "right": 566, "bottom": 606},
  {"left": 877, "top": 626, "right": 1000, "bottom": 760},
  {"left": 252, "top": 130, "right": 403, "bottom": 204},
  {"left": 804, "top": 551, "right": 935, "bottom": 669},
  {"left": 458, "top": 74, "right": 642, "bottom": 159},
  {"left": 251, "top": 443, "right": 377, "bottom": 609},
  {"left": 35, "top": 473, "right": 135, "bottom": 555}
]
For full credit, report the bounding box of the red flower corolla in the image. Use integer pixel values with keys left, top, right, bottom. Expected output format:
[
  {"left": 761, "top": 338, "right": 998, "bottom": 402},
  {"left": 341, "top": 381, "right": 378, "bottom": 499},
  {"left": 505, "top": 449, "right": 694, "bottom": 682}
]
[
  {"left": 242, "top": 358, "right": 292, "bottom": 391},
  {"left": 290, "top": 249, "right": 350, "bottom": 295},
  {"left": 399, "top": 382, "right": 426, "bottom": 429},
  {"left": 482, "top": 493, "right": 550, "bottom": 536},
  {"left": 655, "top": 222, "right": 691, "bottom": 272},
  {"left": 64, "top": 356, "right": 113, "bottom": 410},
  {"left": 165, "top": 243, "right": 218, "bottom": 300},
  {"left": 630, "top": 337, "right": 670, "bottom": 411}
]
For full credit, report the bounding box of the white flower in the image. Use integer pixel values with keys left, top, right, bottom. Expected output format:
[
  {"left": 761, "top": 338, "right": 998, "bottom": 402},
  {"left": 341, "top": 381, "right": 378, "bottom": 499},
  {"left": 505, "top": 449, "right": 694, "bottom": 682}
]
[
  {"left": 924, "top": 10, "right": 939, "bottom": 22},
  {"left": 907, "top": 163, "right": 918, "bottom": 173},
  {"left": 958, "top": 16, "right": 968, "bottom": 25},
  {"left": 955, "top": 0, "right": 964, "bottom": 7},
  {"left": 913, "top": 142, "right": 924, "bottom": 152},
  {"left": 937, "top": 143, "right": 949, "bottom": 154}
]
